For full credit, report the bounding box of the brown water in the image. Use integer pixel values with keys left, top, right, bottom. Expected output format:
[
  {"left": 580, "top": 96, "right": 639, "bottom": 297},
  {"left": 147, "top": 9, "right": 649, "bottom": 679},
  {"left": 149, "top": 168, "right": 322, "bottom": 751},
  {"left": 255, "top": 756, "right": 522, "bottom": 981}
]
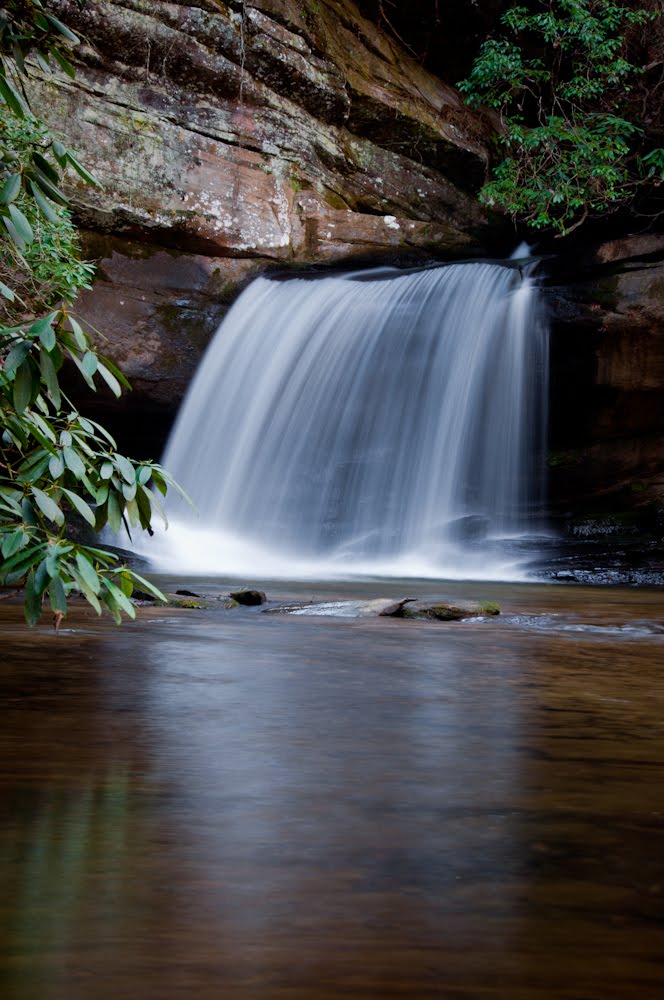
[{"left": 1, "top": 580, "right": 663, "bottom": 999}]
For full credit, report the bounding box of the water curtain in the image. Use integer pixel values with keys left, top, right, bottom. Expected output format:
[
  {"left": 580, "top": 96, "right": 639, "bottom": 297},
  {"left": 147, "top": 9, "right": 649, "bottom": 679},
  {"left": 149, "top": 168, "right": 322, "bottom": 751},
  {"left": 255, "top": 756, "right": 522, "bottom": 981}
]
[{"left": 154, "top": 261, "right": 549, "bottom": 579}]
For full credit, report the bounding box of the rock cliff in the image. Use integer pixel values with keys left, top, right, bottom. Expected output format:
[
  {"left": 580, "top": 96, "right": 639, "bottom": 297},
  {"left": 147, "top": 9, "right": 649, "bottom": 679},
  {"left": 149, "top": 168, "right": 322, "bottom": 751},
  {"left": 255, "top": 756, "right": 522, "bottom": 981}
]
[
  {"left": 30, "top": 0, "right": 492, "bottom": 433},
  {"left": 547, "top": 233, "right": 664, "bottom": 516}
]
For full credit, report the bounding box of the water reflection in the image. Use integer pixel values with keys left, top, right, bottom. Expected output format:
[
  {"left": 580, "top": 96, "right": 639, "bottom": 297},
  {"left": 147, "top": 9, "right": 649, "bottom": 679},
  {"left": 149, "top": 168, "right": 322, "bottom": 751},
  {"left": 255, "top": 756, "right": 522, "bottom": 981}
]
[{"left": 1, "top": 589, "right": 663, "bottom": 997}]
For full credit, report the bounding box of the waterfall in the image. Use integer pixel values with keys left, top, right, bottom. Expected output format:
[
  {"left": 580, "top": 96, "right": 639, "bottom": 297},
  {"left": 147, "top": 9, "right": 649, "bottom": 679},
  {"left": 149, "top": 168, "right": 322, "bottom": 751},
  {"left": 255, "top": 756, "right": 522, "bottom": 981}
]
[{"left": 148, "top": 260, "right": 549, "bottom": 580}]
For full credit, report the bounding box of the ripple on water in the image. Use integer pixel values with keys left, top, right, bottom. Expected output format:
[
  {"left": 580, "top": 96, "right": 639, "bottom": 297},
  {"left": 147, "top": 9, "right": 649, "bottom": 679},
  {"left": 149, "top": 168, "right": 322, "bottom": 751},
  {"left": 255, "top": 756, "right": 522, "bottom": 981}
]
[{"left": 503, "top": 614, "right": 664, "bottom": 638}]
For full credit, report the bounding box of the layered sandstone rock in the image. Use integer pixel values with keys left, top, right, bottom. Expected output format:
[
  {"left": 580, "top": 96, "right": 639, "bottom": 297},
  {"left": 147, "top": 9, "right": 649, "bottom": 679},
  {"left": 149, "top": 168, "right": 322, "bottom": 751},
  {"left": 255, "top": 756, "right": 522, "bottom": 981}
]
[{"left": 27, "top": 0, "right": 493, "bottom": 429}]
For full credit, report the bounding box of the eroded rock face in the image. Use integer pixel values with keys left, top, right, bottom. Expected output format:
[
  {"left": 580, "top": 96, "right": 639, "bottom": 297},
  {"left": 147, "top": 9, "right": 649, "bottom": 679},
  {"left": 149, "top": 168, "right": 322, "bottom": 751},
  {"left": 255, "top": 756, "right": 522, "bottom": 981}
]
[
  {"left": 28, "top": 0, "right": 493, "bottom": 432},
  {"left": 34, "top": 5, "right": 490, "bottom": 256}
]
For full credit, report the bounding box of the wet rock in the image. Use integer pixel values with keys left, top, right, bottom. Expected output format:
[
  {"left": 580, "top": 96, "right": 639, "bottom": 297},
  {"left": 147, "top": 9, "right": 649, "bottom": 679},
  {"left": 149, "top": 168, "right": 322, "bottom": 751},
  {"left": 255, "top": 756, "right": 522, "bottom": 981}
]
[
  {"left": 378, "top": 598, "right": 417, "bottom": 618},
  {"left": 166, "top": 594, "right": 210, "bottom": 609},
  {"left": 229, "top": 589, "right": 267, "bottom": 606},
  {"left": 175, "top": 589, "right": 202, "bottom": 597},
  {"left": 414, "top": 601, "right": 500, "bottom": 621},
  {"left": 265, "top": 597, "right": 500, "bottom": 620}
]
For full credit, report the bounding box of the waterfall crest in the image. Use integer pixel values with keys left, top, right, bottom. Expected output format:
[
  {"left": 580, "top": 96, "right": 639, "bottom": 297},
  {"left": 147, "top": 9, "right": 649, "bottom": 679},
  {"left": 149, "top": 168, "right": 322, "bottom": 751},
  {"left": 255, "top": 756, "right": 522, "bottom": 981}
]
[{"left": 150, "top": 262, "right": 549, "bottom": 580}]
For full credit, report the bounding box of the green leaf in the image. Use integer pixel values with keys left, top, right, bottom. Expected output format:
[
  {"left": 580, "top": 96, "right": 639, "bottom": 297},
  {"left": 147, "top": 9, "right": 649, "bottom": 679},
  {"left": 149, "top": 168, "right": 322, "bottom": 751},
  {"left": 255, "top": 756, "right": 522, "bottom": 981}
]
[
  {"left": 27, "top": 411, "right": 56, "bottom": 444},
  {"left": 0, "top": 281, "right": 15, "bottom": 301},
  {"left": 66, "top": 152, "right": 101, "bottom": 188},
  {"left": 24, "top": 569, "right": 43, "bottom": 626},
  {"left": 48, "top": 574, "right": 68, "bottom": 615},
  {"left": 68, "top": 565, "right": 102, "bottom": 613},
  {"left": 0, "top": 542, "right": 45, "bottom": 583},
  {"left": 125, "top": 570, "right": 167, "bottom": 603},
  {"left": 135, "top": 485, "right": 153, "bottom": 530},
  {"left": 31, "top": 170, "right": 69, "bottom": 206},
  {"left": 49, "top": 452, "right": 65, "bottom": 478},
  {"left": 2, "top": 214, "right": 27, "bottom": 251},
  {"left": 95, "top": 483, "right": 109, "bottom": 505},
  {"left": 61, "top": 487, "right": 95, "bottom": 526},
  {"left": 4, "top": 339, "right": 32, "bottom": 374},
  {"left": 96, "top": 361, "right": 122, "bottom": 398},
  {"left": 67, "top": 349, "right": 96, "bottom": 389},
  {"left": 0, "top": 173, "right": 22, "bottom": 204},
  {"left": 1, "top": 527, "right": 28, "bottom": 559},
  {"left": 125, "top": 496, "right": 139, "bottom": 526},
  {"left": 115, "top": 454, "right": 135, "bottom": 484},
  {"left": 81, "top": 351, "right": 98, "bottom": 377},
  {"left": 0, "top": 489, "right": 23, "bottom": 517},
  {"left": 100, "top": 587, "right": 122, "bottom": 625},
  {"left": 45, "top": 545, "right": 61, "bottom": 579},
  {"left": 30, "top": 311, "right": 59, "bottom": 342},
  {"left": 32, "top": 152, "right": 60, "bottom": 184},
  {"left": 7, "top": 204, "right": 34, "bottom": 245},
  {"left": 35, "top": 558, "right": 51, "bottom": 596},
  {"left": 107, "top": 491, "right": 123, "bottom": 534},
  {"left": 100, "top": 577, "right": 136, "bottom": 619},
  {"left": 75, "top": 552, "right": 101, "bottom": 594},
  {"left": 95, "top": 354, "right": 131, "bottom": 389},
  {"left": 68, "top": 316, "right": 88, "bottom": 351},
  {"left": 82, "top": 417, "right": 117, "bottom": 448},
  {"left": 13, "top": 359, "right": 34, "bottom": 413},
  {"left": 31, "top": 487, "right": 64, "bottom": 526},
  {"left": 33, "top": 46, "right": 53, "bottom": 73},
  {"left": 51, "top": 139, "right": 68, "bottom": 164},
  {"left": 150, "top": 469, "right": 168, "bottom": 496},
  {"left": 0, "top": 73, "right": 26, "bottom": 117},
  {"left": 29, "top": 179, "right": 60, "bottom": 222},
  {"left": 100, "top": 461, "right": 114, "bottom": 480},
  {"left": 48, "top": 44, "right": 76, "bottom": 79},
  {"left": 39, "top": 349, "right": 62, "bottom": 409},
  {"left": 146, "top": 486, "right": 168, "bottom": 529},
  {"left": 44, "top": 14, "right": 81, "bottom": 44},
  {"left": 21, "top": 497, "right": 38, "bottom": 527},
  {"left": 63, "top": 446, "right": 86, "bottom": 479}
]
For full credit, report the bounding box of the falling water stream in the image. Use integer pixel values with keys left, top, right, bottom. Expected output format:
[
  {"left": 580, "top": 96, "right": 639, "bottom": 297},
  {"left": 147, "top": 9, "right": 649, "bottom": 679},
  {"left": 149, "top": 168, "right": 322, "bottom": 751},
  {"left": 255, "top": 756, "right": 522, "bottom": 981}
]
[{"left": 147, "top": 259, "right": 549, "bottom": 579}]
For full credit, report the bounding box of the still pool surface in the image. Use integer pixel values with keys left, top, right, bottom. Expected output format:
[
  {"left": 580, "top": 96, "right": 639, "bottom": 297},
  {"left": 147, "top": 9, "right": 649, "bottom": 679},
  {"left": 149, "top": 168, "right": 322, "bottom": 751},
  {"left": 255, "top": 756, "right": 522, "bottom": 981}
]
[{"left": 1, "top": 580, "right": 663, "bottom": 999}]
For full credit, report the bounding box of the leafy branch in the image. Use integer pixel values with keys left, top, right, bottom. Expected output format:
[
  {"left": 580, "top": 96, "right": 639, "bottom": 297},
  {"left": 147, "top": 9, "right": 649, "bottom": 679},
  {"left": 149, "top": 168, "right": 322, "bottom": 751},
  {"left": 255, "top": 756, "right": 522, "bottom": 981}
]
[
  {"left": 1, "top": 2, "right": 185, "bottom": 626},
  {"left": 458, "top": 1, "right": 664, "bottom": 234}
]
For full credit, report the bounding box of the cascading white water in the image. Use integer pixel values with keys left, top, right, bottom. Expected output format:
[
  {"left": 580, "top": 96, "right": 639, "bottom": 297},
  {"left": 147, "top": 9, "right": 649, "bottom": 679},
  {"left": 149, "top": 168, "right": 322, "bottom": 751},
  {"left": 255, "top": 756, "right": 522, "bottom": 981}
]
[{"left": 146, "top": 260, "right": 549, "bottom": 580}]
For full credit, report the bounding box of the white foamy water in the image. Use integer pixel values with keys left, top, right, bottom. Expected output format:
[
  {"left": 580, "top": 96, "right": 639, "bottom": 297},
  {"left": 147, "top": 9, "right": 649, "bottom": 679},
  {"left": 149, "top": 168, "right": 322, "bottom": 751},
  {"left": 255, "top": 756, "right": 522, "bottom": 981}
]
[{"left": 139, "top": 261, "right": 549, "bottom": 580}]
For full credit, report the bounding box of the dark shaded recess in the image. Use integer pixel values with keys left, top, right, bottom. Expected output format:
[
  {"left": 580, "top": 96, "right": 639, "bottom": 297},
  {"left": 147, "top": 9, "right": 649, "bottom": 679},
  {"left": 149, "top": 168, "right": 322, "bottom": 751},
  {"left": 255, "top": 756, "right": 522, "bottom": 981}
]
[{"left": 356, "top": 0, "right": 509, "bottom": 82}]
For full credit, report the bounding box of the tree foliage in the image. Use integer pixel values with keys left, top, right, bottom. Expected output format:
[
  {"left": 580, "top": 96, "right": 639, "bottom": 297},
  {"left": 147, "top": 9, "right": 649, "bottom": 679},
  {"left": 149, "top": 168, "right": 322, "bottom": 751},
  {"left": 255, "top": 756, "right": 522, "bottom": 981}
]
[
  {"left": 1, "top": 1, "right": 183, "bottom": 626},
  {"left": 458, "top": 1, "right": 664, "bottom": 234}
]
